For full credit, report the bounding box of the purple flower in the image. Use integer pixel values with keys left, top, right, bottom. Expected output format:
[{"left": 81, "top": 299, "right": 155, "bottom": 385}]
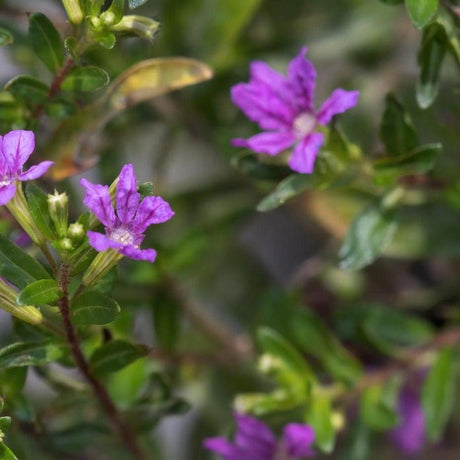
[
  {"left": 231, "top": 47, "right": 359, "bottom": 174},
  {"left": 80, "top": 164, "right": 174, "bottom": 263},
  {"left": 0, "top": 130, "right": 53, "bottom": 205},
  {"left": 390, "top": 387, "right": 426, "bottom": 455},
  {"left": 203, "top": 413, "right": 315, "bottom": 460}
]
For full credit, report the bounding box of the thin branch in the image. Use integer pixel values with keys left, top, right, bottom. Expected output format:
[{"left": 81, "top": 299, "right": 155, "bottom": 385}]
[{"left": 57, "top": 263, "right": 146, "bottom": 460}]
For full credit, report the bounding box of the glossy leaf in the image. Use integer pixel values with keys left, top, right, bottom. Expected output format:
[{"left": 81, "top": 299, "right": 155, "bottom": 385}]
[
  {"left": 422, "top": 349, "right": 456, "bottom": 441},
  {"left": 379, "top": 94, "right": 418, "bottom": 156},
  {"left": 105, "top": 57, "right": 213, "bottom": 111},
  {"left": 406, "top": 0, "right": 438, "bottom": 29},
  {"left": 28, "top": 13, "right": 64, "bottom": 73},
  {"left": 90, "top": 340, "right": 147, "bottom": 375},
  {"left": 339, "top": 193, "right": 401, "bottom": 270},
  {"left": 26, "top": 184, "right": 56, "bottom": 240},
  {"left": 61, "top": 66, "right": 110, "bottom": 92},
  {"left": 17, "top": 280, "right": 62, "bottom": 306},
  {"left": 0, "top": 342, "right": 63, "bottom": 368},
  {"left": 0, "top": 444, "right": 18, "bottom": 460},
  {"left": 306, "top": 396, "right": 335, "bottom": 453},
  {"left": 0, "top": 28, "right": 13, "bottom": 46},
  {"left": 5, "top": 75, "right": 49, "bottom": 106},
  {"left": 0, "top": 235, "right": 51, "bottom": 289},
  {"left": 71, "top": 291, "right": 120, "bottom": 325}
]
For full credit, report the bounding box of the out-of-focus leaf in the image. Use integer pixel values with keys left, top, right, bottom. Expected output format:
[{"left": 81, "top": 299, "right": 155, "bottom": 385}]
[
  {"left": 373, "top": 143, "right": 441, "bottom": 185},
  {"left": 360, "top": 381, "right": 400, "bottom": 431},
  {"left": 0, "top": 28, "right": 13, "bottom": 46},
  {"left": 379, "top": 94, "right": 418, "bottom": 156},
  {"left": 417, "top": 22, "right": 446, "bottom": 109},
  {"left": 380, "top": 0, "right": 404, "bottom": 4},
  {"left": 0, "top": 235, "right": 51, "bottom": 289},
  {"left": 105, "top": 57, "right": 213, "bottom": 111},
  {"left": 340, "top": 421, "right": 371, "bottom": 460},
  {"left": 339, "top": 192, "right": 401, "bottom": 270},
  {"left": 233, "top": 153, "right": 291, "bottom": 183},
  {"left": 61, "top": 66, "right": 110, "bottom": 92},
  {"left": 422, "top": 348, "right": 456, "bottom": 441},
  {"left": 152, "top": 294, "right": 180, "bottom": 352},
  {"left": 306, "top": 396, "right": 335, "bottom": 453},
  {"left": 90, "top": 340, "right": 147, "bottom": 375},
  {"left": 0, "top": 342, "right": 63, "bottom": 368},
  {"left": 0, "top": 443, "right": 18, "bottom": 460},
  {"left": 17, "top": 280, "right": 62, "bottom": 306},
  {"left": 257, "top": 327, "right": 313, "bottom": 380},
  {"left": 71, "top": 291, "right": 120, "bottom": 325},
  {"left": 47, "top": 58, "right": 213, "bottom": 180},
  {"left": 5, "top": 76, "right": 49, "bottom": 105},
  {"left": 289, "top": 309, "right": 362, "bottom": 385},
  {"left": 0, "top": 368, "right": 27, "bottom": 396},
  {"left": 28, "top": 13, "right": 64, "bottom": 73},
  {"left": 406, "top": 0, "right": 438, "bottom": 29},
  {"left": 26, "top": 184, "right": 56, "bottom": 240}
]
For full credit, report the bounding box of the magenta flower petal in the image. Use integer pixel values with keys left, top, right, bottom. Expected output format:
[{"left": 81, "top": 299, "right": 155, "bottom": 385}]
[
  {"left": 80, "top": 179, "right": 116, "bottom": 228},
  {"left": 316, "top": 89, "right": 359, "bottom": 125},
  {"left": 87, "top": 231, "right": 122, "bottom": 252},
  {"left": 287, "top": 47, "right": 316, "bottom": 112},
  {"left": 231, "top": 131, "right": 295, "bottom": 155},
  {"left": 234, "top": 413, "right": 277, "bottom": 457},
  {"left": 19, "top": 161, "right": 54, "bottom": 181},
  {"left": 116, "top": 163, "right": 140, "bottom": 225},
  {"left": 119, "top": 245, "right": 157, "bottom": 262},
  {"left": 203, "top": 437, "right": 251, "bottom": 460},
  {"left": 288, "top": 132, "right": 324, "bottom": 174},
  {"left": 231, "top": 83, "right": 294, "bottom": 131},
  {"left": 3, "top": 130, "right": 35, "bottom": 171},
  {"left": 133, "top": 195, "right": 174, "bottom": 234},
  {"left": 0, "top": 184, "right": 17, "bottom": 206},
  {"left": 282, "top": 423, "right": 315, "bottom": 458}
]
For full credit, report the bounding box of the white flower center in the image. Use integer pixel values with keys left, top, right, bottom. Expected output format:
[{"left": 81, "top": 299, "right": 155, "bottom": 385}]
[
  {"left": 109, "top": 227, "right": 135, "bottom": 246},
  {"left": 0, "top": 177, "right": 12, "bottom": 187},
  {"left": 293, "top": 112, "right": 316, "bottom": 139}
]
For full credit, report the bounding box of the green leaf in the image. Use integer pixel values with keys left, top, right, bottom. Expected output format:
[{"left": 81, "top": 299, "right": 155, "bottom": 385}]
[
  {"left": 340, "top": 422, "right": 371, "bottom": 460},
  {"left": 0, "top": 342, "right": 63, "bottom": 368},
  {"left": 90, "top": 340, "right": 147, "bottom": 375},
  {"left": 0, "top": 417, "right": 11, "bottom": 434},
  {"left": 234, "top": 153, "right": 290, "bottom": 183},
  {"left": 306, "top": 396, "right": 335, "bottom": 453},
  {"left": 0, "top": 28, "right": 13, "bottom": 46},
  {"left": 339, "top": 192, "right": 402, "bottom": 270},
  {"left": 5, "top": 75, "right": 49, "bottom": 106},
  {"left": 379, "top": 94, "right": 418, "bottom": 156},
  {"left": 0, "top": 443, "right": 18, "bottom": 460},
  {"left": 360, "top": 381, "right": 400, "bottom": 431},
  {"left": 61, "top": 66, "right": 110, "bottom": 92},
  {"left": 0, "top": 368, "right": 27, "bottom": 396},
  {"left": 374, "top": 143, "right": 441, "bottom": 185},
  {"left": 17, "top": 279, "right": 62, "bottom": 306},
  {"left": 28, "top": 13, "right": 64, "bottom": 73},
  {"left": 71, "top": 291, "right": 120, "bottom": 325},
  {"left": 257, "top": 327, "right": 313, "bottom": 379},
  {"left": 362, "top": 307, "right": 434, "bottom": 355},
  {"left": 422, "top": 348, "right": 456, "bottom": 441},
  {"left": 289, "top": 309, "right": 363, "bottom": 385},
  {"left": 417, "top": 22, "right": 447, "bottom": 109},
  {"left": 26, "top": 184, "right": 56, "bottom": 240},
  {"left": 406, "top": 0, "right": 438, "bottom": 28},
  {"left": 380, "top": 0, "right": 404, "bottom": 4},
  {"left": 0, "top": 235, "right": 51, "bottom": 289}
]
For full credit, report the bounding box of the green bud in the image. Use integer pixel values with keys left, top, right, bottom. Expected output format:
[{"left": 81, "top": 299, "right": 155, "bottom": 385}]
[
  {"left": 6, "top": 183, "right": 44, "bottom": 245},
  {"left": 89, "top": 16, "right": 102, "bottom": 30},
  {"left": 68, "top": 222, "right": 85, "bottom": 242},
  {"left": 110, "top": 15, "right": 160, "bottom": 42},
  {"left": 0, "top": 279, "right": 43, "bottom": 325},
  {"left": 62, "top": 0, "right": 84, "bottom": 25},
  {"left": 82, "top": 249, "right": 123, "bottom": 288},
  {"left": 100, "top": 11, "right": 117, "bottom": 27},
  {"left": 48, "top": 191, "right": 69, "bottom": 238},
  {"left": 61, "top": 238, "right": 74, "bottom": 252}
]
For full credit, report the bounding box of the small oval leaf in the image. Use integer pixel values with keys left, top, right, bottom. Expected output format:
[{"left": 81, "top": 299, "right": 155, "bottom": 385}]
[
  {"left": 17, "top": 280, "right": 62, "bottom": 306},
  {"left": 61, "top": 66, "right": 110, "bottom": 92},
  {"left": 406, "top": 0, "right": 438, "bottom": 29},
  {"left": 0, "top": 342, "right": 63, "bottom": 368},
  {"left": 5, "top": 75, "right": 49, "bottom": 105},
  {"left": 71, "top": 291, "right": 120, "bottom": 325}
]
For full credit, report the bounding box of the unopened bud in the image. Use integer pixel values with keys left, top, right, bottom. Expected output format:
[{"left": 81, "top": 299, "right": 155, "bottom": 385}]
[
  {"left": 48, "top": 191, "right": 68, "bottom": 238},
  {"left": 82, "top": 249, "right": 122, "bottom": 288},
  {"left": 68, "top": 222, "right": 85, "bottom": 242},
  {"left": 62, "top": 0, "right": 84, "bottom": 25},
  {"left": 100, "top": 11, "right": 116, "bottom": 26},
  {"left": 110, "top": 15, "right": 160, "bottom": 42}
]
